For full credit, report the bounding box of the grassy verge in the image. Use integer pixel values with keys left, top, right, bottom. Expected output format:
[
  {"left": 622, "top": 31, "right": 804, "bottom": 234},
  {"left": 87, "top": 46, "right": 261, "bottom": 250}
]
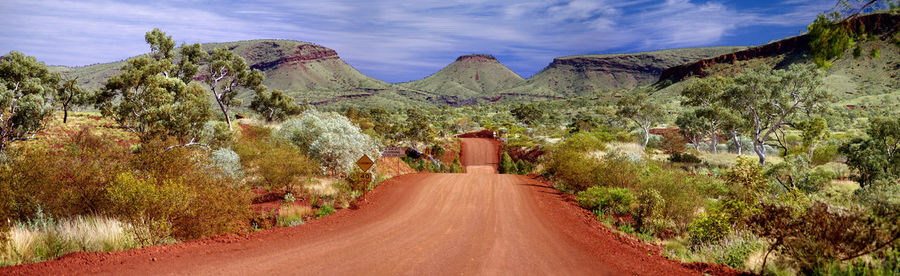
[{"left": 1, "top": 212, "right": 145, "bottom": 266}]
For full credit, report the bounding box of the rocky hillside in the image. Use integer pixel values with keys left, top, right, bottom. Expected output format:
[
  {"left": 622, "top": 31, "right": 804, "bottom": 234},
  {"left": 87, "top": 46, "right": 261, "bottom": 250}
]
[
  {"left": 652, "top": 13, "right": 900, "bottom": 115},
  {"left": 400, "top": 54, "right": 524, "bottom": 100},
  {"left": 498, "top": 46, "right": 745, "bottom": 99},
  {"left": 659, "top": 13, "right": 900, "bottom": 84}
]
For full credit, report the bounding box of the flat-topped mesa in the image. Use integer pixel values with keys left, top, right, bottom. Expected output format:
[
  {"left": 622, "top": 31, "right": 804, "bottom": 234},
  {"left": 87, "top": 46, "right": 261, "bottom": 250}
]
[
  {"left": 455, "top": 54, "right": 499, "bottom": 63},
  {"left": 251, "top": 44, "right": 339, "bottom": 70}
]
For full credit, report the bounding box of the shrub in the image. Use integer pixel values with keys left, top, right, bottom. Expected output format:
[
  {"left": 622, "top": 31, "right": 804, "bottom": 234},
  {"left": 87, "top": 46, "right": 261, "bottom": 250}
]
[
  {"left": 105, "top": 172, "right": 192, "bottom": 245},
  {"left": 449, "top": 157, "right": 463, "bottom": 173},
  {"left": 595, "top": 153, "right": 642, "bottom": 189},
  {"left": 499, "top": 152, "right": 516, "bottom": 174},
  {"left": 199, "top": 121, "right": 234, "bottom": 149},
  {"left": 515, "top": 159, "right": 530, "bottom": 175},
  {"left": 576, "top": 187, "right": 635, "bottom": 215},
  {"left": 277, "top": 110, "right": 380, "bottom": 174},
  {"left": 276, "top": 205, "right": 312, "bottom": 227},
  {"left": 316, "top": 204, "right": 335, "bottom": 218},
  {"left": 726, "top": 136, "right": 753, "bottom": 154},
  {"left": 661, "top": 132, "right": 686, "bottom": 154},
  {"left": 208, "top": 148, "right": 244, "bottom": 181},
  {"left": 688, "top": 208, "right": 732, "bottom": 246},
  {"left": 545, "top": 145, "right": 601, "bottom": 191},
  {"left": 669, "top": 152, "right": 702, "bottom": 163},
  {"left": 691, "top": 231, "right": 764, "bottom": 270},
  {"left": 633, "top": 189, "right": 664, "bottom": 232}
]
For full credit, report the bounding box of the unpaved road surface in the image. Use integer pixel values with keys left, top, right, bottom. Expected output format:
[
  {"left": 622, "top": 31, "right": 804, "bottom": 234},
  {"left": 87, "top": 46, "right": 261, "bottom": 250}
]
[{"left": 3, "top": 138, "right": 699, "bottom": 275}]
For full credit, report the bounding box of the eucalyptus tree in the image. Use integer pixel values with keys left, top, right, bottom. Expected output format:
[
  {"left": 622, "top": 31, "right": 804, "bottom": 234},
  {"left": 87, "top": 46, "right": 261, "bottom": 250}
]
[
  {"left": 96, "top": 29, "right": 211, "bottom": 146},
  {"left": 250, "top": 87, "right": 302, "bottom": 122},
  {"left": 616, "top": 92, "right": 665, "bottom": 150},
  {"left": 796, "top": 116, "right": 830, "bottom": 160},
  {"left": 204, "top": 48, "right": 265, "bottom": 129},
  {"left": 725, "top": 64, "right": 827, "bottom": 165},
  {"left": 680, "top": 76, "right": 733, "bottom": 154},
  {"left": 0, "top": 51, "right": 59, "bottom": 154},
  {"left": 56, "top": 77, "right": 90, "bottom": 124},
  {"left": 675, "top": 110, "right": 705, "bottom": 151}
]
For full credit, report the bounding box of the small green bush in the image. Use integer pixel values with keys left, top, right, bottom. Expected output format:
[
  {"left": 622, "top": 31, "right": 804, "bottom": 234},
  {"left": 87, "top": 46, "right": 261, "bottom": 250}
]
[
  {"left": 106, "top": 172, "right": 193, "bottom": 245},
  {"left": 691, "top": 232, "right": 764, "bottom": 270},
  {"left": 576, "top": 187, "right": 635, "bottom": 215},
  {"left": 316, "top": 204, "right": 335, "bottom": 218},
  {"left": 499, "top": 152, "right": 516, "bottom": 174},
  {"left": 688, "top": 210, "right": 731, "bottom": 246},
  {"left": 669, "top": 152, "right": 702, "bottom": 163}
]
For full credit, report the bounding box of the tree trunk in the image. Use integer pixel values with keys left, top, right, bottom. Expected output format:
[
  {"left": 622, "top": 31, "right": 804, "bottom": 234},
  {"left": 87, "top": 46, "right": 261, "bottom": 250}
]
[
  {"left": 709, "top": 122, "right": 718, "bottom": 154},
  {"left": 808, "top": 143, "right": 817, "bottom": 160},
  {"left": 732, "top": 131, "right": 742, "bottom": 155},
  {"left": 641, "top": 126, "right": 650, "bottom": 150},
  {"left": 754, "top": 139, "right": 767, "bottom": 165},
  {"left": 215, "top": 96, "right": 232, "bottom": 130},
  {"left": 63, "top": 107, "right": 69, "bottom": 124}
]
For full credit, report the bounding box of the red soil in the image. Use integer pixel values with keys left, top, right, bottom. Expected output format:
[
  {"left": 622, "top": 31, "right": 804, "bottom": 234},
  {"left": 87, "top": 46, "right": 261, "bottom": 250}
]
[{"left": 2, "top": 138, "right": 739, "bottom": 275}]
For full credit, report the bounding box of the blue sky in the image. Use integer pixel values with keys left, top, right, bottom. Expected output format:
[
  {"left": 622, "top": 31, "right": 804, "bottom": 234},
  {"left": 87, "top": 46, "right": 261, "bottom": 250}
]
[{"left": 0, "top": 0, "right": 835, "bottom": 83}]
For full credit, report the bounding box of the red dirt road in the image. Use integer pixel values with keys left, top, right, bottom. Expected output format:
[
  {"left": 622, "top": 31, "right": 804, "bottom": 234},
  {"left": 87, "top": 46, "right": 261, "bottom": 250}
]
[{"left": 3, "top": 138, "right": 701, "bottom": 275}]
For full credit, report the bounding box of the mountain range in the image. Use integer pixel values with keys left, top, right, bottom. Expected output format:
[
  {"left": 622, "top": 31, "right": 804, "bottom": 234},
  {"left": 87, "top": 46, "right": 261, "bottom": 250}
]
[{"left": 49, "top": 13, "right": 900, "bottom": 111}]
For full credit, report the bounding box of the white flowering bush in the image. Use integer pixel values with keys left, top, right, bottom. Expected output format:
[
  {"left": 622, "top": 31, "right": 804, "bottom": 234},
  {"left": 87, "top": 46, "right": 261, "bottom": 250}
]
[
  {"left": 208, "top": 148, "right": 244, "bottom": 181},
  {"left": 277, "top": 110, "right": 380, "bottom": 174}
]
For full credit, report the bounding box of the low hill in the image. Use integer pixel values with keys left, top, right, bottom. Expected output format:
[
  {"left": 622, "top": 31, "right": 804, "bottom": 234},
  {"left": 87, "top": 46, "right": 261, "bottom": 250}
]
[
  {"left": 497, "top": 46, "right": 745, "bottom": 100},
  {"left": 400, "top": 54, "right": 524, "bottom": 101}
]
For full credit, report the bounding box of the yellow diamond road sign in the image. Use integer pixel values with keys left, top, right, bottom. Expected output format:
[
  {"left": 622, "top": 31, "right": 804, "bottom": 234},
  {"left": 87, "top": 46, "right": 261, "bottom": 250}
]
[{"left": 356, "top": 155, "right": 374, "bottom": 171}]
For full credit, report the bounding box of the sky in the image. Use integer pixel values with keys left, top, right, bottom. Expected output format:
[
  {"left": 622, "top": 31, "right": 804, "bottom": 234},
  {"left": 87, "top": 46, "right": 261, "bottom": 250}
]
[{"left": 0, "top": 0, "right": 837, "bottom": 83}]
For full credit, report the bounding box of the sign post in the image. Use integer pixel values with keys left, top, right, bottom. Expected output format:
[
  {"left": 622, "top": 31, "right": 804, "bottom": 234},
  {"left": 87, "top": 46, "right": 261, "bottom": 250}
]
[
  {"left": 355, "top": 155, "right": 375, "bottom": 192},
  {"left": 381, "top": 147, "right": 407, "bottom": 176}
]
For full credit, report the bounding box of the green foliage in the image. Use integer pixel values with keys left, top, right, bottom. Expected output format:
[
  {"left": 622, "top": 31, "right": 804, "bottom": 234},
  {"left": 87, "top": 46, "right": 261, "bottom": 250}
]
[
  {"left": 511, "top": 103, "right": 543, "bottom": 125},
  {"left": 403, "top": 108, "right": 436, "bottom": 147},
  {"left": 576, "top": 186, "right": 635, "bottom": 215},
  {"left": 515, "top": 159, "right": 529, "bottom": 175},
  {"left": 765, "top": 155, "right": 836, "bottom": 193},
  {"left": 55, "top": 77, "right": 90, "bottom": 124},
  {"left": 840, "top": 116, "right": 900, "bottom": 186},
  {"left": 724, "top": 156, "right": 769, "bottom": 203},
  {"left": 277, "top": 110, "right": 379, "bottom": 174},
  {"left": 205, "top": 47, "right": 265, "bottom": 128},
  {"left": 0, "top": 51, "right": 60, "bottom": 153},
  {"left": 95, "top": 29, "right": 211, "bottom": 143},
  {"left": 200, "top": 121, "right": 234, "bottom": 149},
  {"left": 499, "top": 151, "right": 516, "bottom": 174},
  {"left": 106, "top": 172, "right": 192, "bottom": 245},
  {"left": 633, "top": 189, "right": 664, "bottom": 232},
  {"left": 690, "top": 232, "right": 764, "bottom": 270},
  {"left": 250, "top": 88, "right": 303, "bottom": 122},
  {"left": 450, "top": 157, "right": 463, "bottom": 173},
  {"left": 316, "top": 204, "right": 335, "bottom": 218},
  {"left": 208, "top": 148, "right": 244, "bottom": 181},
  {"left": 234, "top": 136, "right": 318, "bottom": 192},
  {"left": 726, "top": 63, "right": 827, "bottom": 165},
  {"left": 808, "top": 13, "right": 854, "bottom": 68},
  {"left": 617, "top": 92, "right": 665, "bottom": 150},
  {"left": 669, "top": 152, "right": 702, "bottom": 163}
]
